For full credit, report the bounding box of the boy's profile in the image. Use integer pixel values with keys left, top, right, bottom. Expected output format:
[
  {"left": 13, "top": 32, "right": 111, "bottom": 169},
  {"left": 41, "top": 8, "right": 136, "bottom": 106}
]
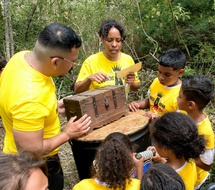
[
  {"left": 129, "top": 48, "right": 186, "bottom": 120},
  {"left": 177, "top": 75, "right": 214, "bottom": 189}
]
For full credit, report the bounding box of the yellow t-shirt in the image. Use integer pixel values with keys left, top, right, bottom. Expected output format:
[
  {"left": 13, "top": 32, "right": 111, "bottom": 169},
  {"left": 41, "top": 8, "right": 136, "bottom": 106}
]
[
  {"left": 195, "top": 116, "right": 214, "bottom": 187},
  {"left": 0, "top": 51, "right": 60, "bottom": 157},
  {"left": 72, "top": 178, "right": 140, "bottom": 190},
  {"left": 176, "top": 160, "right": 197, "bottom": 190},
  {"left": 149, "top": 78, "right": 181, "bottom": 116},
  {"left": 197, "top": 116, "right": 214, "bottom": 149},
  {"left": 76, "top": 52, "right": 139, "bottom": 90}
]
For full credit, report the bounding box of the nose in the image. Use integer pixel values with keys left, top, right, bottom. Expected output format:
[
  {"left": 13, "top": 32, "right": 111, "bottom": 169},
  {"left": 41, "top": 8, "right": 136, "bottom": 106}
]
[
  {"left": 112, "top": 40, "right": 117, "bottom": 47},
  {"left": 158, "top": 73, "right": 164, "bottom": 81}
]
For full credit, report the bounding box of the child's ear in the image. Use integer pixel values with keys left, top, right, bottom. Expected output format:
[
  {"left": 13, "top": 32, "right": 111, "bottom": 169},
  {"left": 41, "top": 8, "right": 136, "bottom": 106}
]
[
  {"left": 188, "top": 101, "right": 195, "bottom": 109},
  {"left": 178, "top": 69, "right": 184, "bottom": 77}
]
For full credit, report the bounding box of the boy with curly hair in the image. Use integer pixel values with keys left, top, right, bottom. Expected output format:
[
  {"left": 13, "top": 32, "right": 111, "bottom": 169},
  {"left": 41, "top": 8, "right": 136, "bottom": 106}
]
[{"left": 177, "top": 75, "right": 214, "bottom": 189}]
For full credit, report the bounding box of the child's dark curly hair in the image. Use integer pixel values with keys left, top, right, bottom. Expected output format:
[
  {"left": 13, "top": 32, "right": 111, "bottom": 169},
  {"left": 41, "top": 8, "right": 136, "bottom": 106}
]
[
  {"left": 181, "top": 75, "right": 214, "bottom": 110},
  {"left": 93, "top": 132, "right": 134, "bottom": 190},
  {"left": 141, "top": 163, "right": 185, "bottom": 190},
  {"left": 149, "top": 112, "right": 205, "bottom": 161}
]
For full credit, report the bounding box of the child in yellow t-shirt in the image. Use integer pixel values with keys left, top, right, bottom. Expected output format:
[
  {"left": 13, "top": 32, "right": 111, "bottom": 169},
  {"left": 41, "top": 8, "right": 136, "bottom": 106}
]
[
  {"left": 148, "top": 112, "right": 205, "bottom": 190},
  {"left": 72, "top": 132, "right": 144, "bottom": 190},
  {"left": 129, "top": 48, "right": 186, "bottom": 119},
  {"left": 140, "top": 163, "right": 185, "bottom": 190},
  {"left": 177, "top": 75, "right": 214, "bottom": 189}
]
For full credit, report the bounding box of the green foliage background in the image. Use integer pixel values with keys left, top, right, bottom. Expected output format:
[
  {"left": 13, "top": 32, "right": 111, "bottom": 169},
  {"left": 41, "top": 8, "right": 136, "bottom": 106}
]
[
  {"left": 0, "top": 0, "right": 215, "bottom": 187},
  {"left": 1, "top": 0, "right": 214, "bottom": 98}
]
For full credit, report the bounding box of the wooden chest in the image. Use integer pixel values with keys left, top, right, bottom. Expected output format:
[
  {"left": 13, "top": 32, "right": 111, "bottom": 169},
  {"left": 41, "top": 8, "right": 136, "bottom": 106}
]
[{"left": 63, "top": 85, "right": 128, "bottom": 131}]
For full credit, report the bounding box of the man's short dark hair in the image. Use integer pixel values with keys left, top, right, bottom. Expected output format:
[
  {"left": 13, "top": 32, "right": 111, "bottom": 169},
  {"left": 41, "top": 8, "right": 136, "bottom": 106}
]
[{"left": 38, "top": 23, "right": 82, "bottom": 52}]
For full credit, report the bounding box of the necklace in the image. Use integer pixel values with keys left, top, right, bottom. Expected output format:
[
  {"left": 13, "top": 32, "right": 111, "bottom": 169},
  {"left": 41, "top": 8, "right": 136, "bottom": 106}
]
[{"left": 24, "top": 53, "right": 35, "bottom": 68}]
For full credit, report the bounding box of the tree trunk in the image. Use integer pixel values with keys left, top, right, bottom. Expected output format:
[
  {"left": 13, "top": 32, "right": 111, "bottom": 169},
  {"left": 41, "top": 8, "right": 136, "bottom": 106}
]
[{"left": 3, "top": 0, "right": 14, "bottom": 61}]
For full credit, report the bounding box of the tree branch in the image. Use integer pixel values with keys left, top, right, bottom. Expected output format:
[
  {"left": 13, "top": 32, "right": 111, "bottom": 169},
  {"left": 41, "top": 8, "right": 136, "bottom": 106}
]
[{"left": 167, "top": 0, "right": 190, "bottom": 58}]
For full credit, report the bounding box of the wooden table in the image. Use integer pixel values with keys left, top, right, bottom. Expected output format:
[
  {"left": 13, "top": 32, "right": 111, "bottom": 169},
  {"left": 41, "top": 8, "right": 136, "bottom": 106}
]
[
  {"left": 77, "top": 109, "right": 149, "bottom": 142},
  {"left": 70, "top": 109, "right": 150, "bottom": 180}
]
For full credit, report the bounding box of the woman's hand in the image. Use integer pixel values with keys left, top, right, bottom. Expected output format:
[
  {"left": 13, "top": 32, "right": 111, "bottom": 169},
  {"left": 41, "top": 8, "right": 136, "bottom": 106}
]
[
  {"left": 125, "top": 72, "right": 135, "bottom": 85},
  {"left": 88, "top": 72, "right": 109, "bottom": 84}
]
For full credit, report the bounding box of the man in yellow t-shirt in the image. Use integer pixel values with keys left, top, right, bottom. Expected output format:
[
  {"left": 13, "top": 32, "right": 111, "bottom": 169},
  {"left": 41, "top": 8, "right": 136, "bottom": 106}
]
[
  {"left": 129, "top": 48, "right": 186, "bottom": 119},
  {"left": 0, "top": 23, "right": 91, "bottom": 190}
]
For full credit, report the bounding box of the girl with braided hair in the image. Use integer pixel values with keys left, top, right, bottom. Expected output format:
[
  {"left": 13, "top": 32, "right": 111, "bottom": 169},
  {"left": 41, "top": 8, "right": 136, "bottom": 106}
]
[{"left": 141, "top": 163, "right": 185, "bottom": 190}]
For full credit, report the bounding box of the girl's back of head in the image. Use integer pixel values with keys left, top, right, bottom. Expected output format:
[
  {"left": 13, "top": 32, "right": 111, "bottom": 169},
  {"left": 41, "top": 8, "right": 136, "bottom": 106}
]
[
  {"left": 149, "top": 112, "right": 205, "bottom": 161},
  {"left": 141, "top": 163, "right": 185, "bottom": 190},
  {"left": 93, "top": 132, "right": 134, "bottom": 189}
]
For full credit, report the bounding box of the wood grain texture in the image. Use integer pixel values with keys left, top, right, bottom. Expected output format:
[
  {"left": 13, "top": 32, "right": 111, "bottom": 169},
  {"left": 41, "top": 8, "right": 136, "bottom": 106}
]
[{"left": 76, "top": 109, "right": 149, "bottom": 142}]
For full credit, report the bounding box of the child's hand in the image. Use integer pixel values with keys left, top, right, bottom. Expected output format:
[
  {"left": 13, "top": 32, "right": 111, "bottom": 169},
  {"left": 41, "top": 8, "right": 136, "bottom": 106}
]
[
  {"left": 144, "top": 111, "right": 159, "bottom": 121},
  {"left": 133, "top": 152, "right": 144, "bottom": 168},
  {"left": 132, "top": 153, "right": 144, "bottom": 179},
  {"left": 147, "top": 146, "right": 167, "bottom": 163},
  {"left": 129, "top": 102, "right": 139, "bottom": 112}
]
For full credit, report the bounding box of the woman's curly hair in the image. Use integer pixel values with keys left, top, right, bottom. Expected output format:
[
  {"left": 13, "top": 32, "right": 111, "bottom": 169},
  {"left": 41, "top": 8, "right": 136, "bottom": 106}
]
[
  {"left": 93, "top": 132, "right": 134, "bottom": 190},
  {"left": 149, "top": 112, "right": 205, "bottom": 161},
  {"left": 98, "top": 19, "right": 126, "bottom": 42}
]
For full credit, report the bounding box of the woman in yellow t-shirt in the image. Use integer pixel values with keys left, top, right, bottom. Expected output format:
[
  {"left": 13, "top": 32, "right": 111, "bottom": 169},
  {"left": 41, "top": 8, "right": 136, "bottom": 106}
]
[{"left": 74, "top": 19, "right": 140, "bottom": 94}]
